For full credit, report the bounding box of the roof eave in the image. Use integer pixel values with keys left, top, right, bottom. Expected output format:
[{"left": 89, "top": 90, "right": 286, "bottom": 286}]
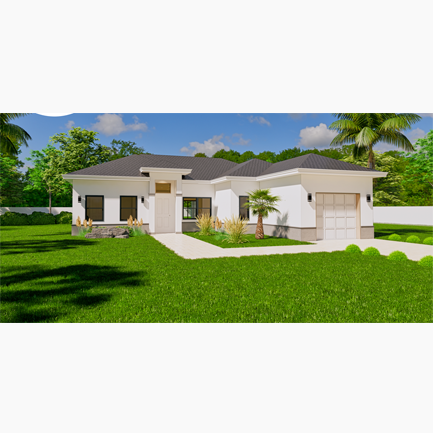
[
  {"left": 62, "top": 174, "right": 150, "bottom": 182},
  {"left": 139, "top": 167, "right": 192, "bottom": 175}
]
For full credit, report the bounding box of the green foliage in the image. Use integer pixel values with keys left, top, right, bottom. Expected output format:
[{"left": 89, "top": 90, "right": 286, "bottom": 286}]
[
  {"left": 130, "top": 227, "right": 146, "bottom": 237},
  {"left": 423, "top": 237, "right": 433, "bottom": 245},
  {"left": 418, "top": 255, "right": 433, "bottom": 267},
  {"left": 28, "top": 211, "right": 56, "bottom": 225},
  {"left": 245, "top": 189, "right": 281, "bottom": 218},
  {"left": 256, "top": 150, "right": 276, "bottom": 163},
  {"left": 345, "top": 244, "right": 362, "bottom": 253},
  {"left": 405, "top": 235, "right": 421, "bottom": 243},
  {"left": 0, "top": 153, "right": 27, "bottom": 206},
  {"left": 388, "top": 233, "right": 402, "bottom": 241},
  {"left": 212, "top": 149, "right": 241, "bottom": 163},
  {"left": 109, "top": 140, "right": 149, "bottom": 160},
  {"left": 329, "top": 113, "right": 421, "bottom": 169},
  {"left": 0, "top": 114, "right": 32, "bottom": 156},
  {"left": 238, "top": 151, "right": 256, "bottom": 163},
  {"left": 363, "top": 247, "right": 380, "bottom": 256},
  {"left": 77, "top": 227, "right": 92, "bottom": 238},
  {"left": 388, "top": 251, "right": 408, "bottom": 261},
  {"left": 399, "top": 130, "right": 433, "bottom": 189},
  {"left": 194, "top": 153, "right": 207, "bottom": 157},
  {"left": 55, "top": 211, "right": 72, "bottom": 224},
  {"left": 0, "top": 211, "right": 29, "bottom": 226}
]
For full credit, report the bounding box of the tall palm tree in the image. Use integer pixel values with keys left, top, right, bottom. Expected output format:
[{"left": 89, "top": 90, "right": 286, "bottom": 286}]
[
  {"left": 244, "top": 189, "right": 281, "bottom": 239},
  {"left": 0, "top": 113, "right": 32, "bottom": 156},
  {"left": 328, "top": 113, "right": 421, "bottom": 170}
]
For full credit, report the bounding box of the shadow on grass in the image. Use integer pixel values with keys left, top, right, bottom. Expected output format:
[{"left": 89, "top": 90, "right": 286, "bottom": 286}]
[
  {"left": 1, "top": 264, "right": 145, "bottom": 323},
  {"left": 0, "top": 238, "right": 94, "bottom": 255}
]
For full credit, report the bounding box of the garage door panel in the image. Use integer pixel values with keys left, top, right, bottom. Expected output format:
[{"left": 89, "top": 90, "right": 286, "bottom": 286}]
[{"left": 318, "top": 193, "right": 357, "bottom": 240}]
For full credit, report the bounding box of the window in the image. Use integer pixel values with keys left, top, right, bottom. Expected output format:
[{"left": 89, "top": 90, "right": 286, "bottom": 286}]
[
  {"left": 86, "top": 195, "right": 104, "bottom": 221},
  {"left": 155, "top": 183, "right": 171, "bottom": 193},
  {"left": 239, "top": 196, "right": 249, "bottom": 219},
  {"left": 120, "top": 196, "right": 137, "bottom": 221},
  {"left": 183, "top": 197, "right": 211, "bottom": 219}
]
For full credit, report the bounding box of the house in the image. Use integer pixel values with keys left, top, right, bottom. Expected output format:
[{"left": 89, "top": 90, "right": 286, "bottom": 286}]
[{"left": 63, "top": 153, "right": 387, "bottom": 241}]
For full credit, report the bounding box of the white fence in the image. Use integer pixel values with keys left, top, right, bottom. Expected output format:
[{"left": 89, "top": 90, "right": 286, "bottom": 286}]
[
  {"left": 0, "top": 207, "right": 72, "bottom": 216},
  {"left": 373, "top": 206, "right": 433, "bottom": 226}
]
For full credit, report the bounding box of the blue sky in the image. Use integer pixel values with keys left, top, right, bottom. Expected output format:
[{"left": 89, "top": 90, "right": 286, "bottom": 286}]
[{"left": 14, "top": 113, "right": 433, "bottom": 166}]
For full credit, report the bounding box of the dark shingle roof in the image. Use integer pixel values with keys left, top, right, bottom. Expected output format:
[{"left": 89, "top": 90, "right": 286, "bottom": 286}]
[
  {"left": 66, "top": 154, "right": 238, "bottom": 180},
  {"left": 259, "top": 153, "right": 379, "bottom": 176},
  {"left": 66, "top": 152, "right": 380, "bottom": 181}
]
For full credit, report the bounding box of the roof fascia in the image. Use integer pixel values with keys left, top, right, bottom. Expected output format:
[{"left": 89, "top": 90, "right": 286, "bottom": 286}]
[
  {"left": 210, "top": 176, "right": 257, "bottom": 184},
  {"left": 62, "top": 175, "right": 150, "bottom": 183},
  {"left": 182, "top": 179, "right": 212, "bottom": 184},
  {"left": 140, "top": 167, "right": 192, "bottom": 175}
]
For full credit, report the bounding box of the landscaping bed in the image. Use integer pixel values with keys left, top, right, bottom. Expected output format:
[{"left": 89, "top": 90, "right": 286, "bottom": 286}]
[
  {"left": 374, "top": 223, "right": 433, "bottom": 243},
  {"left": 183, "top": 232, "right": 312, "bottom": 248},
  {"left": 1, "top": 225, "right": 432, "bottom": 323}
]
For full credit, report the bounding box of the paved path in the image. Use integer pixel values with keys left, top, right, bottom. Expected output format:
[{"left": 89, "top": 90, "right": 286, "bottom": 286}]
[{"left": 151, "top": 234, "right": 433, "bottom": 261}]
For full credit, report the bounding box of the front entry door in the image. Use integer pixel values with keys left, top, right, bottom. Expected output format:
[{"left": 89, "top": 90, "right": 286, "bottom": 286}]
[{"left": 155, "top": 195, "right": 175, "bottom": 233}]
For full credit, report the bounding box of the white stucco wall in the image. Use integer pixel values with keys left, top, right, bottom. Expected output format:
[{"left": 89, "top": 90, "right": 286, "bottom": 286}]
[
  {"left": 230, "top": 180, "right": 260, "bottom": 223},
  {"left": 259, "top": 175, "right": 302, "bottom": 227},
  {"left": 214, "top": 181, "right": 232, "bottom": 221},
  {"left": 300, "top": 174, "right": 373, "bottom": 227},
  {"left": 373, "top": 206, "right": 433, "bottom": 226},
  {"left": 72, "top": 180, "right": 149, "bottom": 225}
]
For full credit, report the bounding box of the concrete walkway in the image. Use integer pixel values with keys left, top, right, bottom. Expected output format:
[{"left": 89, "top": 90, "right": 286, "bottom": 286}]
[{"left": 151, "top": 234, "right": 433, "bottom": 261}]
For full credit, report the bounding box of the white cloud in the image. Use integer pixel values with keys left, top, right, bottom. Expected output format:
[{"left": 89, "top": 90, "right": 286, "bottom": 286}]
[
  {"left": 416, "top": 113, "right": 433, "bottom": 118},
  {"left": 248, "top": 116, "right": 271, "bottom": 127},
  {"left": 65, "top": 120, "right": 75, "bottom": 129},
  {"left": 298, "top": 123, "right": 338, "bottom": 149},
  {"left": 180, "top": 134, "right": 229, "bottom": 156},
  {"left": 226, "top": 133, "right": 251, "bottom": 146},
  {"left": 407, "top": 128, "right": 426, "bottom": 143},
  {"left": 92, "top": 114, "right": 148, "bottom": 136}
]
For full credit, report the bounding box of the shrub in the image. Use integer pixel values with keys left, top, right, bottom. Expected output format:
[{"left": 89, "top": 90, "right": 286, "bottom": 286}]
[
  {"left": 223, "top": 215, "right": 249, "bottom": 244},
  {"left": 28, "top": 211, "right": 56, "bottom": 225},
  {"left": 406, "top": 235, "right": 421, "bottom": 243},
  {"left": 196, "top": 214, "right": 213, "bottom": 236},
  {"left": 419, "top": 255, "right": 433, "bottom": 267},
  {"left": 0, "top": 211, "right": 29, "bottom": 226},
  {"left": 363, "top": 247, "right": 380, "bottom": 257},
  {"left": 130, "top": 227, "right": 146, "bottom": 237},
  {"left": 345, "top": 244, "right": 362, "bottom": 254},
  {"left": 388, "top": 251, "right": 408, "bottom": 262},
  {"left": 55, "top": 211, "right": 72, "bottom": 224},
  {"left": 77, "top": 227, "right": 92, "bottom": 238},
  {"left": 388, "top": 234, "right": 401, "bottom": 241},
  {"left": 423, "top": 237, "right": 433, "bottom": 245}
]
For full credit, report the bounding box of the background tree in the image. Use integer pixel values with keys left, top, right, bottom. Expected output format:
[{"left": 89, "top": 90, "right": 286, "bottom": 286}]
[
  {"left": 0, "top": 153, "right": 28, "bottom": 206},
  {"left": 50, "top": 127, "right": 111, "bottom": 174},
  {"left": 0, "top": 113, "right": 32, "bottom": 156},
  {"left": 238, "top": 150, "right": 256, "bottom": 163},
  {"left": 194, "top": 152, "right": 207, "bottom": 157},
  {"left": 212, "top": 149, "right": 241, "bottom": 163},
  {"left": 399, "top": 130, "right": 433, "bottom": 189},
  {"left": 25, "top": 144, "right": 69, "bottom": 213},
  {"left": 329, "top": 113, "right": 421, "bottom": 169},
  {"left": 244, "top": 189, "right": 281, "bottom": 239},
  {"left": 256, "top": 150, "right": 276, "bottom": 163},
  {"left": 109, "top": 139, "right": 150, "bottom": 160}
]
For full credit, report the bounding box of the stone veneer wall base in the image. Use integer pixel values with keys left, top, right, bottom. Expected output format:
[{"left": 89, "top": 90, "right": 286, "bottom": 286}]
[{"left": 71, "top": 224, "right": 149, "bottom": 236}]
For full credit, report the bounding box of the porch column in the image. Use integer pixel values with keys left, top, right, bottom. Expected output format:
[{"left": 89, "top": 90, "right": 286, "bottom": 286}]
[
  {"left": 175, "top": 179, "right": 183, "bottom": 234},
  {"left": 149, "top": 178, "right": 155, "bottom": 233}
]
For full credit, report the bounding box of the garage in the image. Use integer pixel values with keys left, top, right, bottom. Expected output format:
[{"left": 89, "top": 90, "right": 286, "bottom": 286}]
[{"left": 316, "top": 193, "right": 358, "bottom": 240}]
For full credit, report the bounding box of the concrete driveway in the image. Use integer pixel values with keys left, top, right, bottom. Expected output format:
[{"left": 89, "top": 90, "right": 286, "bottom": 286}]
[{"left": 152, "top": 234, "right": 433, "bottom": 261}]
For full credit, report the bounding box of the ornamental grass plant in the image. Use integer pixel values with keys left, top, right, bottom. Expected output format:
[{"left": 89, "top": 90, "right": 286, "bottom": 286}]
[
  {"left": 222, "top": 215, "right": 249, "bottom": 244},
  {"left": 196, "top": 214, "right": 213, "bottom": 236}
]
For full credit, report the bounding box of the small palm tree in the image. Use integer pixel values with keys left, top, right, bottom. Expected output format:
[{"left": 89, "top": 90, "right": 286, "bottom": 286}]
[
  {"left": 329, "top": 113, "right": 421, "bottom": 170},
  {"left": 0, "top": 113, "right": 32, "bottom": 155},
  {"left": 244, "top": 189, "right": 281, "bottom": 239}
]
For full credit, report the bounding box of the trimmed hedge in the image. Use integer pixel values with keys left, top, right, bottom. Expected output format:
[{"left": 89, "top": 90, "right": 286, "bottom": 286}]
[
  {"left": 419, "top": 255, "right": 433, "bottom": 267},
  {"left": 388, "top": 234, "right": 402, "bottom": 241},
  {"left": 0, "top": 211, "right": 72, "bottom": 226},
  {"left": 0, "top": 211, "right": 29, "bottom": 226},
  {"left": 388, "top": 251, "right": 408, "bottom": 262},
  {"left": 362, "top": 247, "right": 380, "bottom": 257},
  {"left": 345, "top": 244, "right": 362, "bottom": 254},
  {"left": 28, "top": 212, "right": 56, "bottom": 225},
  {"left": 422, "top": 237, "right": 433, "bottom": 245},
  {"left": 55, "top": 211, "right": 72, "bottom": 224},
  {"left": 406, "top": 235, "right": 421, "bottom": 243}
]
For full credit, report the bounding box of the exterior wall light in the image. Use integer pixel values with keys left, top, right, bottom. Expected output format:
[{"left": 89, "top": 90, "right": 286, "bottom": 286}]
[
  {"left": 78, "top": 196, "right": 81, "bottom": 203},
  {"left": 366, "top": 194, "right": 371, "bottom": 202},
  {"left": 141, "top": 196, "right": 144, "bottom": 204},
  {"left": 307, "top": 193, "right": 312, "bottom": 202}
]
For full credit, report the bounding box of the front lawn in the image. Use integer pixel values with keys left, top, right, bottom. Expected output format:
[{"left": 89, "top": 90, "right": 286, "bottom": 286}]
[
  {"left": 1, "top": 225, "right": 432, "bottom": 323},
  {"left": 183, "top": 232, "right": 312, "bottom": 248},
  {"left": 374, "top": 223, "right": 433, "bottom": 243}
]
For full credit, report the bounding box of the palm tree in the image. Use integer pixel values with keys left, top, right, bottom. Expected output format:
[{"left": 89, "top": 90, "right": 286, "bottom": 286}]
[
  {"left": 244, "top": 189, "right": 281, "bottom": 239},
  {"left": 0, "top": 113, "right": 32, "bottom": 156},
  {"left": 328, "top": 113, "right": 421, "bottom": 170}
]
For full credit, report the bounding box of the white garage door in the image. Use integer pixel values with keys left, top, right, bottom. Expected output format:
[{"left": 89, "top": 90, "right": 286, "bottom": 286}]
[{"left": 316, "top": 194, "right": 357, "bottom": 240}]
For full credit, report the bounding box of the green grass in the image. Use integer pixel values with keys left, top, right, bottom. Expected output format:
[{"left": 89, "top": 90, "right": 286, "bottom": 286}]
[
  {"left": 374, "top": 223, "right": 433, "bottom": 243},
  {"left": 1, "top": 225, "right": 432, "bottom": 323},
  {"left": 183, "top": 232, "right": 312, "bottom": 248}
]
